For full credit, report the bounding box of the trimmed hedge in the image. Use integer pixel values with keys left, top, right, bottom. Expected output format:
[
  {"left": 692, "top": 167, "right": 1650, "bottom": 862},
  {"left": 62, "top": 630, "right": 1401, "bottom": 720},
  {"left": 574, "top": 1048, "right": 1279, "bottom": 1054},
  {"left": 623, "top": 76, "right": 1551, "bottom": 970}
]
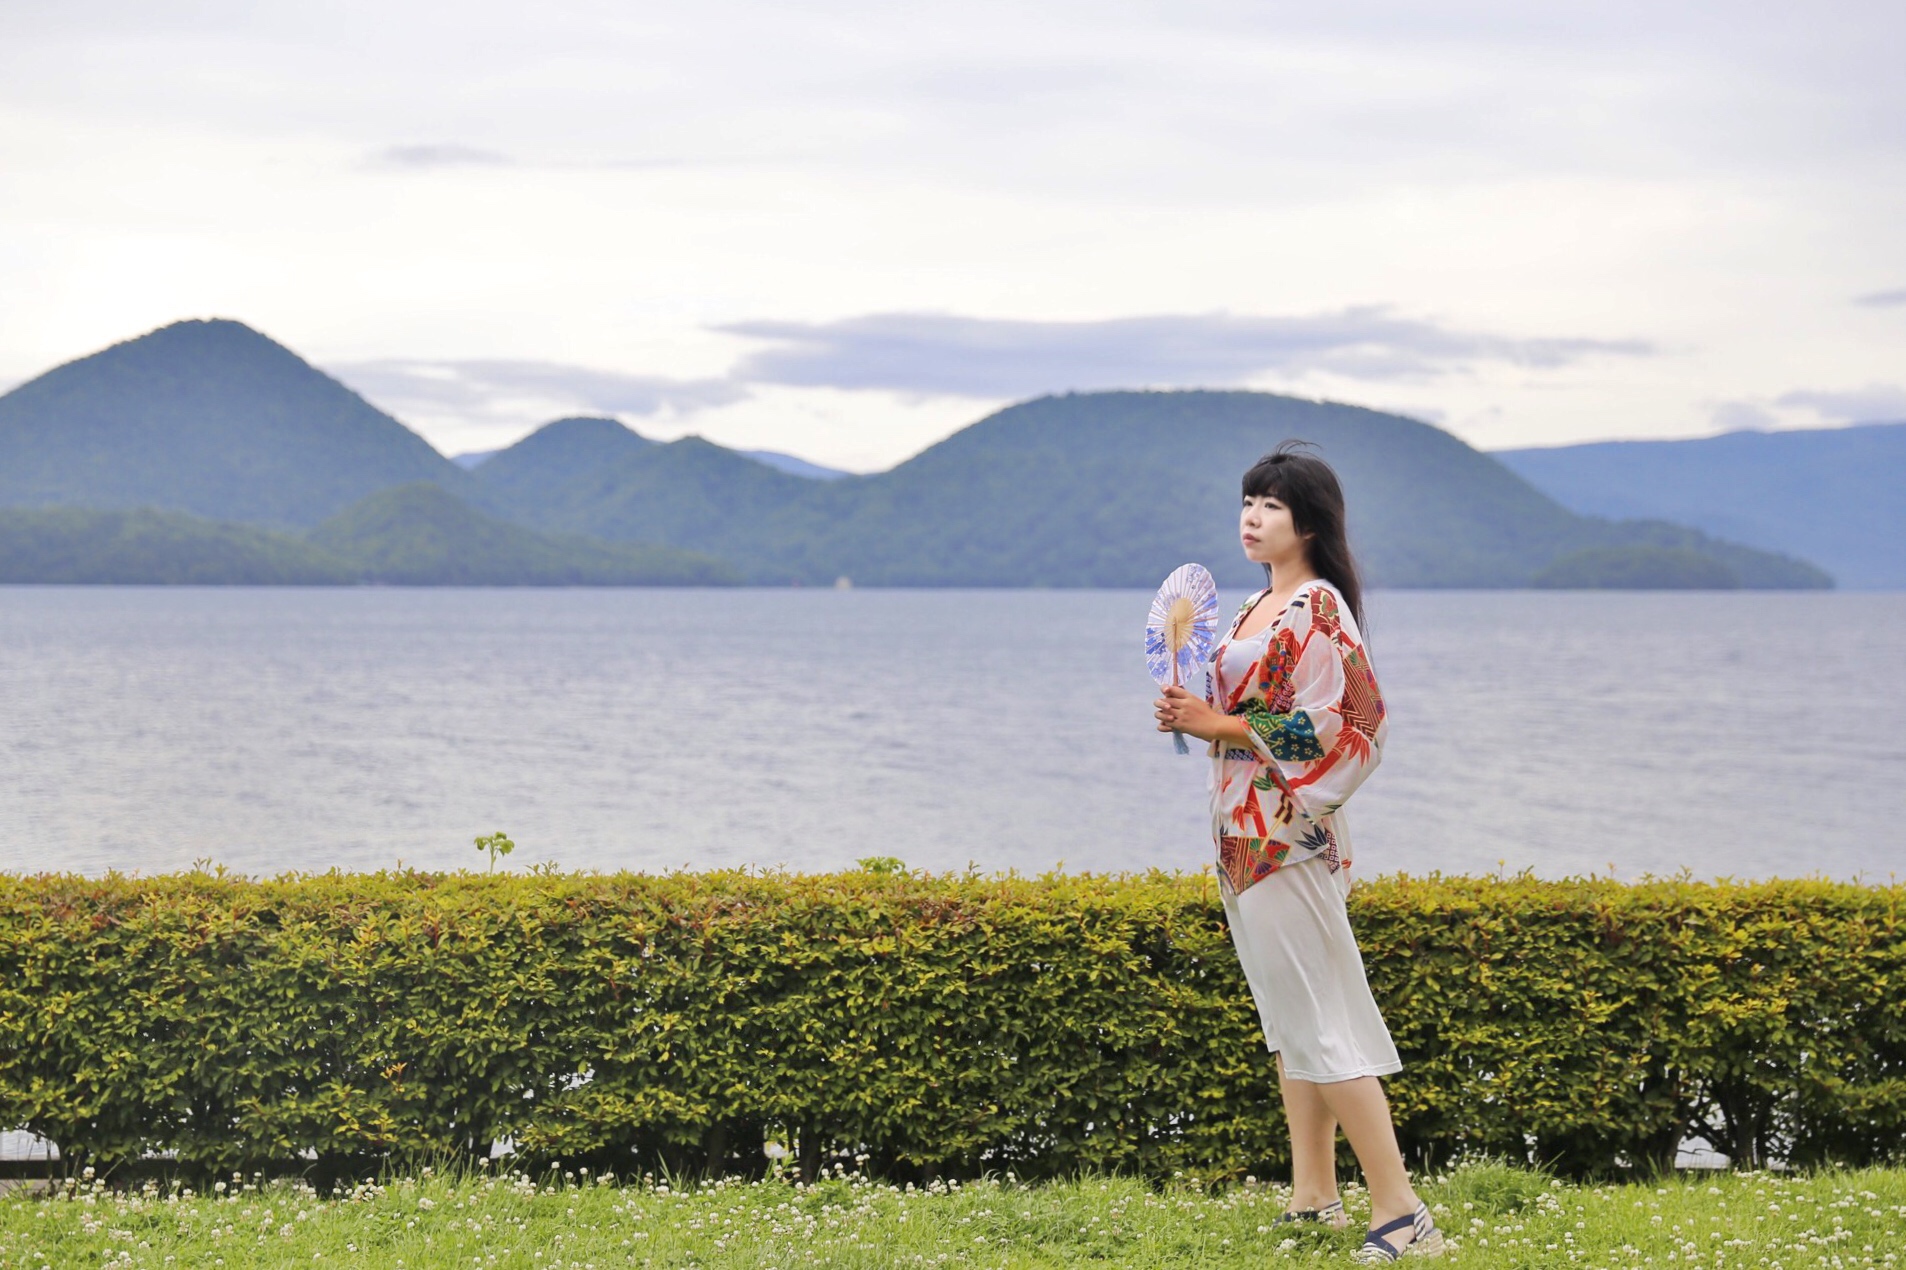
[{"left": 0, "top": 870, "right": 1900, "bottom": 1182}]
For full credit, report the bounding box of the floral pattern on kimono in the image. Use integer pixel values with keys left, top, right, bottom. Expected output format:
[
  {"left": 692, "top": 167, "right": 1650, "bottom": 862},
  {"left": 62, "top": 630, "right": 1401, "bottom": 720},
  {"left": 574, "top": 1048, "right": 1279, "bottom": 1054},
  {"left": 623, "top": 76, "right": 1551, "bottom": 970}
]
[{"left": 1204, "top": 581, "right": 1387, "bottom": 894}]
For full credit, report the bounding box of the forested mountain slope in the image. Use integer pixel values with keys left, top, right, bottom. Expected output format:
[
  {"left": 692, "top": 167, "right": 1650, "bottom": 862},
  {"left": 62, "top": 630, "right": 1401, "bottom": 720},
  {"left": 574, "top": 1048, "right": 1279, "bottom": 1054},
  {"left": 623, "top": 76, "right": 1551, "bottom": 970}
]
[
  {"left": 0, "top": 320, "right": 1834, "bottom": 588},
  {"left": 0, "top": 486, "right": 735, "bottom": 585},
  {"left": 1497, "top": 423, "right": 1906, "bottom": 588},
  {"left": 310, "top": 483, "right": 735, "bottom": 585},
  {"left": 478, "top": 391, "right": 1828, "bottom": 589},
  {"left": 0, "top": 319, "right": 464, "bottom": 527}
]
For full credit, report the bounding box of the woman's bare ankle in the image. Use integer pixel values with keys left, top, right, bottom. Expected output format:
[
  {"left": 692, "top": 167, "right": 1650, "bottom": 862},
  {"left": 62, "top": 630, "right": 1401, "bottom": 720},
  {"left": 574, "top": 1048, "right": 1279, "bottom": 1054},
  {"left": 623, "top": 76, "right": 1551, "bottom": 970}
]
[{"left": 1367, "top": 1190, "right": 1420, "bottom": 1226}]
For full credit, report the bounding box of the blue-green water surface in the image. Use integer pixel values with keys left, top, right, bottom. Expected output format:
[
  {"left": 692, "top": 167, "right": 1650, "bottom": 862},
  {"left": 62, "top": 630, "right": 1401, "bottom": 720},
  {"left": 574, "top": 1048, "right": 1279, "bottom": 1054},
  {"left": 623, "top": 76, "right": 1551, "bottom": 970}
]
[{"left": 0, "top": 588, "right": 1899, "bottom": 881}]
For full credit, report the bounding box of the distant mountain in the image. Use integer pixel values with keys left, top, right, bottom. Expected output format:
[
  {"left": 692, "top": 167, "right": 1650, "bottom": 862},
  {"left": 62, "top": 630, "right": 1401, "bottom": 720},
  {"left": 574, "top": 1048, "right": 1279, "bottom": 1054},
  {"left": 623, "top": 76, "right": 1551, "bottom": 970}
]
[
  {"left": 741, "top": 449, "right": 851, "bottom": 480},
  {"left": 0, "top": 319, "right": 464, "bottom": 527},
  {"left": 477, "top": 391, "right": 1829, "bottom": 590},
  {"left": 0, "top": 487, "right": 736, "bottom": 585},
  {"left": 1531, "top": 545, "right": 1742, "bottom": 590},
  {"left": 0, "top": 507, "right": 352, "bottom": 584},
  {"left": 0, "top": 322, "right": 1838, "bottom": 589},
  {"left": 1495, "top": 423, "right": 1906, "bottom": 589},
  {"left": 306, "top": 483, "right": 738, "bottom": 585},
  {"left": 472, "top": 428, "right": 835, "bottom": 572},
  {"left": 465, "top": 416, "right": 654, "bottom": 512},
  {"left": 456, "top": 433, "right": 848, "bottom": 481}
]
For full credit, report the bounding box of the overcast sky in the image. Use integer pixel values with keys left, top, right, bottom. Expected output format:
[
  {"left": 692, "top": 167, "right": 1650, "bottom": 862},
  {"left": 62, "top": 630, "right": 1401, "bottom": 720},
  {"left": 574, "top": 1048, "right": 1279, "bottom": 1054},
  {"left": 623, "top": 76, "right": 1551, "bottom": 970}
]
[{"left": 2, "top": 0, "right": 1902, "bottom": 470}]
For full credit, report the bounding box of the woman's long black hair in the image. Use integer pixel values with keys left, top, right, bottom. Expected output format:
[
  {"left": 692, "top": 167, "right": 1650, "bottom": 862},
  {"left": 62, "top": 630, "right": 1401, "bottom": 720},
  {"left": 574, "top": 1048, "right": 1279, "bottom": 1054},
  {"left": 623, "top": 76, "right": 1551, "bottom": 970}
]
[{"left": 1241, "top": 440, "right": 1366, "bottom": 631}]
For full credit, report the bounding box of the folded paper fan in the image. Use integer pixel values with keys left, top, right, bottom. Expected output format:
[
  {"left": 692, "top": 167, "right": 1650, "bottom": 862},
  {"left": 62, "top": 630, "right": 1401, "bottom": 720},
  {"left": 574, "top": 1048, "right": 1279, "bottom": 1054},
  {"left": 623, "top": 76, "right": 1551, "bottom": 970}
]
[{"left": 1146, "top": 563, "right": 1219, "bottom": 753}]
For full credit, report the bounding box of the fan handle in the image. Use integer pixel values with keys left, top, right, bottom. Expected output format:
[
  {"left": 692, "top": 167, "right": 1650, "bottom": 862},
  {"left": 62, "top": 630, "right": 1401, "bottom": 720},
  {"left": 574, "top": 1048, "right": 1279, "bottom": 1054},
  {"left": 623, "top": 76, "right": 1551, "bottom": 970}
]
[{"left": 1168, "top": 651, "right": 1191, "bottom": 754}]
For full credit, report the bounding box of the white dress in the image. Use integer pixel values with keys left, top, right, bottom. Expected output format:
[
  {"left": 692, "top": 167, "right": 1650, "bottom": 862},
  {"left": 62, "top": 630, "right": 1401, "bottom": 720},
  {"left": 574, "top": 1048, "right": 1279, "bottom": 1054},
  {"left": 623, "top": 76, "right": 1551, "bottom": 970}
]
[
  {"left": 1207, "top": 583, "right": 1400, "bottom": 1084},
  {"left": 1218, "top": 861, "right": 1401, "bottom": 1083}
]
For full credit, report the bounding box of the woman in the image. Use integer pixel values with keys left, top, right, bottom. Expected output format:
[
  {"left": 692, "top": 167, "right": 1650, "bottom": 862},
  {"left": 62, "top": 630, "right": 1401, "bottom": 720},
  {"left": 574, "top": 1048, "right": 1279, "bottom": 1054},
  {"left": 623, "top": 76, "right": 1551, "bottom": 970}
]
[{"left": 1153, "top": 442, "right": 1442, "bottom": 1263}]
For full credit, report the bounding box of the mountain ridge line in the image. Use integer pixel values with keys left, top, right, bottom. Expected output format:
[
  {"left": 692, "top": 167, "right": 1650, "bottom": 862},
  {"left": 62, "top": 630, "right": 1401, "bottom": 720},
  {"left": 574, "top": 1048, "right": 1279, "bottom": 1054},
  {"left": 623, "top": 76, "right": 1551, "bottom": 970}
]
[{"left": 0, "top": 317, "right": 1838, "bottom": 589}]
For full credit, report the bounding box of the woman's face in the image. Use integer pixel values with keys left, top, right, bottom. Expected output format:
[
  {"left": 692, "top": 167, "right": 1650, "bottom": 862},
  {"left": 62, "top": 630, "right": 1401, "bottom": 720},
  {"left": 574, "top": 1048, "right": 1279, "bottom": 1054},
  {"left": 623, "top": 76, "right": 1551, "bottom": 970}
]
[{"left": 1240, "top": 493, "right": 1309, "bottom": 569}]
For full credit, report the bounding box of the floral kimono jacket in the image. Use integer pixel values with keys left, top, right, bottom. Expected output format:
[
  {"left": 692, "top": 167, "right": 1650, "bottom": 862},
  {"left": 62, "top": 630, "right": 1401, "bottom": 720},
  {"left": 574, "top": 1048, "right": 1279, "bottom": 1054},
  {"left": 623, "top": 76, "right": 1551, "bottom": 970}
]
[{"left": 1204, "top": 580, "right": 1387, "bottom": 894}]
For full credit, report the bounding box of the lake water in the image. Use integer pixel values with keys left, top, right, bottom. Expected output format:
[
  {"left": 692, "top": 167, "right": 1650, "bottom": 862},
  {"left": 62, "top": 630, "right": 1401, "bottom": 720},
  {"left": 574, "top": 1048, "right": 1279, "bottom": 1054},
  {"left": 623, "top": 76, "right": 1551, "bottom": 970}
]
[{"left": 1, "top": 587, "right": 1902, "bottom": 882}]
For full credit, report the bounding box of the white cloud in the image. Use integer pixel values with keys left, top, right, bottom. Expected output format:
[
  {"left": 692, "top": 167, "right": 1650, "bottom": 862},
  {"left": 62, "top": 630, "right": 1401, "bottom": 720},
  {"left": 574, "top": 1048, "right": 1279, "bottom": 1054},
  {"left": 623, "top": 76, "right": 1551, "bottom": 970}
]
[
  {"left": 1, "top": 0, "right": 1903, "bottom": 459},
  {"left": 1710, "top": 401, "right": 1780, "bottom": 433},
  {"left": 327, "top": 359, "right": 747, "bottom": 455},
  {"left": 333, "top": 358, "right": 743, "bottom": 416},
  {"left": 365, "top": 144, "right": 514, "bottom": 170},
  {"left": 720, "top": 309, "right": 1653, "bottom": 399},
  {"left": 1776, "top": 384, "right": 1906, "bottom": 424}
]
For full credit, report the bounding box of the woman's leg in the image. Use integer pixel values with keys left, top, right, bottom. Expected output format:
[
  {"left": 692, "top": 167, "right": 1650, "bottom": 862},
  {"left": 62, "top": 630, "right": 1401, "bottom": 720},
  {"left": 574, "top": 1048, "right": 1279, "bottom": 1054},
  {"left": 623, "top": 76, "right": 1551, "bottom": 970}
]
[
  {"left": 1277, "top": 1056, "right": 1341, "bottom": 1211},
  {"left": 1314, "top": 1076, "right": 1421, "bottom": 1235}
]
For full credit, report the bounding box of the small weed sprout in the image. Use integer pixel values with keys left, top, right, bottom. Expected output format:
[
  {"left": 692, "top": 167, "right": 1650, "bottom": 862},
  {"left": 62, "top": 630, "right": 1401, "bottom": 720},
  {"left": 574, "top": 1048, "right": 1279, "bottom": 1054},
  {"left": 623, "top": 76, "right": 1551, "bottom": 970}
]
[{"left": 474, "top": 831, "right": 515, "bottom": 872}]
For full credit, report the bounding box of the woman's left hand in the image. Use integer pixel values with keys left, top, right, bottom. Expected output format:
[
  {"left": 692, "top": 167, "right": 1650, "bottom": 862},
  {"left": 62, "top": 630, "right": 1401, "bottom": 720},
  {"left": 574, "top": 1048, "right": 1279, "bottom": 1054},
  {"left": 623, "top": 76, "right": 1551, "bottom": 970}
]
[{"left": 1155, "top": 685, "right": 1225, "bottom": 742}]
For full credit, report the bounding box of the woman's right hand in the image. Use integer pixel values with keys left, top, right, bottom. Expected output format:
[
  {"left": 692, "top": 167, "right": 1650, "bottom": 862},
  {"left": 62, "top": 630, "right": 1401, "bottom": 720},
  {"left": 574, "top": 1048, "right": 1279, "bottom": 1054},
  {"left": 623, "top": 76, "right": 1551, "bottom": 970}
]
[{"left": 1155, "top": 685, "right": 1220, "bottom": 741}]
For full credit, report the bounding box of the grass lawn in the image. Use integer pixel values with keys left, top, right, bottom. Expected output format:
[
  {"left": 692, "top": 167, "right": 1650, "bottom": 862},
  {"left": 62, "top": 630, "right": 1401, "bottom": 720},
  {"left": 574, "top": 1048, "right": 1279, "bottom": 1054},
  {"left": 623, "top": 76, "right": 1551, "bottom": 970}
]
[{"left": 1, "top": 1160, "right": 1902, "bottom": 1268}]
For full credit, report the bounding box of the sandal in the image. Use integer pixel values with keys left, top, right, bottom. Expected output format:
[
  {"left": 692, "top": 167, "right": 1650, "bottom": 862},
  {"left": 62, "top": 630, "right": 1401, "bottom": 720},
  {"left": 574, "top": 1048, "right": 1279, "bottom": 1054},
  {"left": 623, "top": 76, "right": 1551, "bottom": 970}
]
[
  {"left": 1350, "top": 1201, "right": 1444, "bottom": 1262},
  {"left": 1277, "top": 1199, "right": 1347, "bottom": 1228}
]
